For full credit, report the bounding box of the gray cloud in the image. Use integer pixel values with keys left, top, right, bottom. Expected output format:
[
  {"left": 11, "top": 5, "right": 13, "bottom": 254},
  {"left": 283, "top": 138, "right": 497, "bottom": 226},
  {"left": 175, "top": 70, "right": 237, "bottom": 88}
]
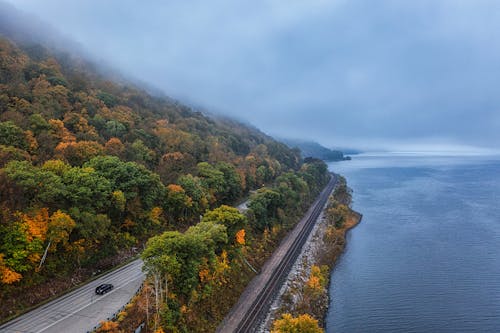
[{"left": 9, "top": 0, "right": 500, "bottom": 152}]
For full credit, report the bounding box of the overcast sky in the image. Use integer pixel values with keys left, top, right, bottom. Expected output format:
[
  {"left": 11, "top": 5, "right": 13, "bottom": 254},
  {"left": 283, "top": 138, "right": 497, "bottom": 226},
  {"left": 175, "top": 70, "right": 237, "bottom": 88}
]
[{"left": 8, "top": 0, "right": 500, "bottom": 152}]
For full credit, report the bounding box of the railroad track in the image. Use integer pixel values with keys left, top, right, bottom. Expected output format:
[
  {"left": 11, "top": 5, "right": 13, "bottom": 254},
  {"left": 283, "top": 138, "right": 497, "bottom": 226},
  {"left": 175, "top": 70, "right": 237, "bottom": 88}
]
[{"left": 234, "top": 174, "right": 337, "bottom": 332}]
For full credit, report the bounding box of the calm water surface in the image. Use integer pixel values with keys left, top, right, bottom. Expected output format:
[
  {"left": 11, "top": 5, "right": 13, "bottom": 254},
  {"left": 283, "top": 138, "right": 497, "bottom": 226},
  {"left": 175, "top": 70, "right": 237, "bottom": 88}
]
[{"left": 326, "top": 154, "right": 500, "bottom": 333}]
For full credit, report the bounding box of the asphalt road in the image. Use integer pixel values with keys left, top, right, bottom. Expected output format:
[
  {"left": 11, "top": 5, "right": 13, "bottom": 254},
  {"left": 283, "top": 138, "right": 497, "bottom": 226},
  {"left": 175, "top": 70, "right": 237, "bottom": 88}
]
[{"left": 0, "top": 259, "right": 145, "bottom": 333}]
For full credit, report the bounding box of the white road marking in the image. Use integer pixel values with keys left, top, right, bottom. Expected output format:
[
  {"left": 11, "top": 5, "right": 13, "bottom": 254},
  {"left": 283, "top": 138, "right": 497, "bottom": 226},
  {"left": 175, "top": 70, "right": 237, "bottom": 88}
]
[
  {"left": 36, "top": 272, "right": 144, "bottom": 333},
  {"left": 0, "top": 260, "right": 145, "bottom": 333}
]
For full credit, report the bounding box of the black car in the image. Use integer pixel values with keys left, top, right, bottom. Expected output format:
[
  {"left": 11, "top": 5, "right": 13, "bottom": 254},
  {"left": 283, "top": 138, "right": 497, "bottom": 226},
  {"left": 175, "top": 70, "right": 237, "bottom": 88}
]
[{"left": 95, "top": 283, "right": 114, "bottom": 295}]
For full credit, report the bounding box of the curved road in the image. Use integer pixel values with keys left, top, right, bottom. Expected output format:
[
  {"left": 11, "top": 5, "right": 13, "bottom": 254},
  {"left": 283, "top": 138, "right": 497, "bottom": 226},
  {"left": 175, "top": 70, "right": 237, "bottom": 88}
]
[
  {"left": 0, "top": 260, "right": 145, "bottom": 333},
  {"left": 1, "top": 176, "right": 334, "bottom": 333}
]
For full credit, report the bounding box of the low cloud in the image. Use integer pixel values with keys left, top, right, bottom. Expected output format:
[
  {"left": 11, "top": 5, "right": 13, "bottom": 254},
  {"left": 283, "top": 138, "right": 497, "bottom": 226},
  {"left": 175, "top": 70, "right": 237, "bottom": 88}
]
[{"left": 9, "top": 0, "right": 500, "bottom": 152}]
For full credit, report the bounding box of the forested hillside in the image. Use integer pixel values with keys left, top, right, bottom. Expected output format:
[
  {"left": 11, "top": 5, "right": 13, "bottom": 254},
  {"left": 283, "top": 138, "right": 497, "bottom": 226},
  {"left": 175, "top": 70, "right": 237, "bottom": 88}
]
[
  {"left": 0, "top": 34, "right": 298, "bottom": 282},
  {"left": 281, "top": 138, "right": 348, "bottom": 161},
  {"left": 0, "top": 36, "right": 330, "bottom": 329}
]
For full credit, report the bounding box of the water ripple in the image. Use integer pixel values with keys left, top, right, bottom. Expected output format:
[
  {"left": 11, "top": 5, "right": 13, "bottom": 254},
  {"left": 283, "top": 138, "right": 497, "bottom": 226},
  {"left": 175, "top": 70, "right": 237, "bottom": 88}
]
[{"left": 326, "top": 155, "right": 500, "bottom": 333}]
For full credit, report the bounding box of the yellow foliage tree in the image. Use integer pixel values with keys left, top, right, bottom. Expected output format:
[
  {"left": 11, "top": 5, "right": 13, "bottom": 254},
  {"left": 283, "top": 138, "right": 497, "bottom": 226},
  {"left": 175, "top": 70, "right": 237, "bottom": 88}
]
[
  {"left": 305, "top": 265, "right": 328, "bottom": 298},
  {"left": 149, "top": 207, "right": 164, "bottom": 226},
  {"left": 213, "top": 250, "right": 230, "bottom": 285},
  {"left": 271, "top": 313, "right": 323, "bottom": 333},
  {"left": 47, "top": 210, "right": 76, "bottom": 250},
  {"left": 48, "top": 118, "right": 76, "bottom": 143},
  {"left": 23, "top": 209, "right": 76, "bottom": 270},
  {"left": 111, "top": 190, "right": 126, "bottom": 212}
]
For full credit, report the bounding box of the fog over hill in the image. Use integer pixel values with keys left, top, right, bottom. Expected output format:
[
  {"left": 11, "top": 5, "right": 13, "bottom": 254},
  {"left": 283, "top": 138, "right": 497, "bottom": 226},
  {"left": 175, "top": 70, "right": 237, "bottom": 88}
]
[{"left": 6, "top": 0, "right": 500, "bottom": 153}]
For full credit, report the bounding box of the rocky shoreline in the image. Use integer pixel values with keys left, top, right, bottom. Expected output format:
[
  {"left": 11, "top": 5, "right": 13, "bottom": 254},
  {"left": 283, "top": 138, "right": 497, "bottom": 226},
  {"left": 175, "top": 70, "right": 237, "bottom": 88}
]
[{"left": 262, "top": 180, "right": 362, "bottom": 332}]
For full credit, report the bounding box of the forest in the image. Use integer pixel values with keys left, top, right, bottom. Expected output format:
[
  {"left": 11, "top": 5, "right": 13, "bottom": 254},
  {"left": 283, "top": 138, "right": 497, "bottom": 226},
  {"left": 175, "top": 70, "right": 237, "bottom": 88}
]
[{"left": 0, "top": 36, "right": 330, "bottom": 331}]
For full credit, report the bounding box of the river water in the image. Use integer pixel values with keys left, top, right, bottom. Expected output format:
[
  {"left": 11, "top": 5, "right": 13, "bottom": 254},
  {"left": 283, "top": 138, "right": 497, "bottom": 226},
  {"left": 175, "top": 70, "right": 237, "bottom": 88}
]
[{"left": 325, "top": 153, "right": 500, "bottom": 333}]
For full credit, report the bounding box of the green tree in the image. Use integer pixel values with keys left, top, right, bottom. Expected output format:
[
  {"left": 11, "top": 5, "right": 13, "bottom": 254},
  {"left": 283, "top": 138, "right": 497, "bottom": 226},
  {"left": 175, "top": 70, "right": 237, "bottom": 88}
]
[
  {"left": 216, "top": 162, "right": 242, "bottom": 203},
  {"left": 164, "top": 184, "right": 191, "bottom": 224},
  {"left": 128, "top": 139, "right": 155, "bottom": 165},
  {"left": 197, "top": 162, "right": 225, "bottom": 204},
  {"left": 185, "top": 221, "right": 228, "bottom": 254},
  {"left": 61, "top": 166, "right": 112, "bottom": 212},
  {"left": 85, "top": 156, "right": 165, "bottom": 211},
  {"left": 300, "top": 158, "right": 329, "bottom": 194},
  {"left": 105, "top": 120, "right": 126, "bottom": 138},
  {"left": 0, "top": 221, "right": 32, "bottom": 280},
  {"left": 29, "top": 113, "right": 51, "bottom": 135},
  {"left": 142, "top": 220, "right": 228, "bottom": 300},
  {"left": 0, "top": 144, "right": 30, "bottom": 167},
  {"left": 97, "top": 92, "right": 118, "bottom": 108},
  {"left": 71, "top": 210, "right": 113, "bottom": 256},
  {"left": 141, "top": 238, "right": 181, "bottom": 330},
  {"left": 201, "top": 205, "right": 246, "bottom": 242},
  {"left": 177, "top": 174, "right": 209, "bottom": 217},
  {"left": 0, "top": 121, "right": 28, "bottom": 150},
  {"left": 3, "top": 160, "right": 66, "bottom": 208},
  {"left": 247, "top": 188, "right": 282, "bottom": 231}
]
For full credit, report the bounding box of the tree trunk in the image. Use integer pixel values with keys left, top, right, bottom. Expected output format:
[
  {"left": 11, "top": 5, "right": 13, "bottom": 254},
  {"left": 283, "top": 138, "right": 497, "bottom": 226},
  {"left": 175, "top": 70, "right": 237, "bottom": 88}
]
[{"left": 38, "top": 241, "right": 51, "bottom": 269}]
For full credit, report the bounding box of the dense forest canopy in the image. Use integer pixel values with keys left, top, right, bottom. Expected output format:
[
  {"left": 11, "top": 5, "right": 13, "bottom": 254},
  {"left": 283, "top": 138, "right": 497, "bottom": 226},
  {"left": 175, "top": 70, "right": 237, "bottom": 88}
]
[
  {"left": 0, "top": 33, "right": 331, "bottom": 331},
  {"left": 0, "top": 35, "right": 328, "bottom": 285},
  {"left": 0, "top": 36, "right": 305, "bottom": 281}
]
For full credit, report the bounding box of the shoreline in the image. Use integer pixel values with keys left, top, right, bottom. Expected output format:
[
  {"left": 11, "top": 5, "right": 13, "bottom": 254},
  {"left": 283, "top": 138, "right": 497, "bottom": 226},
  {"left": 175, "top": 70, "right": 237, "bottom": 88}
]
[{"left": 263, "top": 179, "right": 362, "bottom": 331}]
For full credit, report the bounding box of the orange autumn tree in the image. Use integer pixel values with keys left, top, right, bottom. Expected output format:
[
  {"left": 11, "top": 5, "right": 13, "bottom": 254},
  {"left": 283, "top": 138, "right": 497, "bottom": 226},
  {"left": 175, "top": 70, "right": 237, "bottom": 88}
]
[
  {"left": 0, "top": 254, "right": 22, "bottom": 284},
  {"left": 54, "top": 140, "right": 104, "bottom": 166},
  {"left": 235, "top": 229, "right": 245, "bottom": 245},
  {"left": 26, "top": 209, "right": 76, "bottom": 270},
  {"left": 0, "top": 208, "right": 76, "bottom": 283},
  {"left": 105, "top": 137, "right": 125, "bottom": 157},
  {"left": 97, "top": 320, "right": 119, "bottom": 333},
  {"left": 24, "top": 208, "right": 49, "bottom": 243},
  {"left": 197, "top": 250, "right": 231, "bottom": 288},
  {"left": 0, "top": 209, "right": 49, "bottom": 284},
  {"left": 22, "top": 209, "right": 50, "bottom": 266}
]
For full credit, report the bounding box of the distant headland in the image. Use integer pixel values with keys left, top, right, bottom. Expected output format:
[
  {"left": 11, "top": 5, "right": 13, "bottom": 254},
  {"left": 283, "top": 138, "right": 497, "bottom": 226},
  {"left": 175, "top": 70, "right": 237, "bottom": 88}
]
[{"left": 280, "top": 138, "right": 359, "bottom": 161}]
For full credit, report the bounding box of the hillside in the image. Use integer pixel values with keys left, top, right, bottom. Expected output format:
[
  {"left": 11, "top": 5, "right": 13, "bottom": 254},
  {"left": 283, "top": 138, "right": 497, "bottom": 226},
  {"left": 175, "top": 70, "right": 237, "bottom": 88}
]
[
  {"left": 0, "top": 31, "right": 333, "bottom": 329},
  {"left": 0, "top": 33, "right": 299, "bottom": 272},
  {"left": 281, "top": 138, "right": 349, "bottom": 161}
]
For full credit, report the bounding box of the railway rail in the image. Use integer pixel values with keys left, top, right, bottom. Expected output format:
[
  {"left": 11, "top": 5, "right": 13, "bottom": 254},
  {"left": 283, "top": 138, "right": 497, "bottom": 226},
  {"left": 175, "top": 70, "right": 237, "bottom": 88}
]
[{"left": 218, "top": 174, "right": 337, "bottom": 333}]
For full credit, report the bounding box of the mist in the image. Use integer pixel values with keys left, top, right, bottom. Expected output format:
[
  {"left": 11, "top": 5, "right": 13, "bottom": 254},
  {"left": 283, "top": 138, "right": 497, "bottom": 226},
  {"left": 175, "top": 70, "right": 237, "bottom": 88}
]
[{"left": 6, "top": 0, "right": 500, "bottom": 152}]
